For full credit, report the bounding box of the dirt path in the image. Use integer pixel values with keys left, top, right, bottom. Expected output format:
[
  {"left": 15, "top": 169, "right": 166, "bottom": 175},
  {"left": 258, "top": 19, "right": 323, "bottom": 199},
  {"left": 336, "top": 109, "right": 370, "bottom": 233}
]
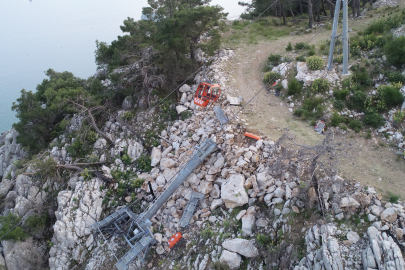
[{"left": 222, "top": 18, "right": 405, "bottom": 197}]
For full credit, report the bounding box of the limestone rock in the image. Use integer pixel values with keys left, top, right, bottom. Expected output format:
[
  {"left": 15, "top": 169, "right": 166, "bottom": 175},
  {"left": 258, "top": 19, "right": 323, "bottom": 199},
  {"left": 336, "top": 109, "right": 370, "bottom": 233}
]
[
  {"left": 256, "top": 171, "right": 273, "bottom": 190},
  {"left": 381, "top": 207, "right": 397, "bottom": 223},
  {"left": 151, "top": 147, "right": 162, "bottom": 167},
  {"left": 210, "top": 199, "right": 223, "bottom": 211},
  {"left": 221, "top": 174, "right": 248, "bottom": 208},
  {"left": 219, "top": 250, "right": 241, "bottom": 270},
  {"left": 346, "top": 231, "right": 360, "bottom": 244},
  {"left": 3, "top": 238, "right": 47, "bottom": 270},
  {"left": 122, "top": 96, "right": 133, "bottom": 110},
  {"left": 222, "top": 239, "right": 259, "bottom": 257},
  {"left": 340, "top": 197, "right": 360, "bottom": 208},
  {"left": 241, "top": 206, "right": 255, "bottom": 236}
]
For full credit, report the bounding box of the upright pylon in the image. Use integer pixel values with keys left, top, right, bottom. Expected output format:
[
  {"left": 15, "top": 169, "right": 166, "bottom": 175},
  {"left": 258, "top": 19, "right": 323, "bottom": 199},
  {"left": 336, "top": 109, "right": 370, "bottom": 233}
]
[{"left": 327, "top": 0, "right": 349, "bottom": 75}]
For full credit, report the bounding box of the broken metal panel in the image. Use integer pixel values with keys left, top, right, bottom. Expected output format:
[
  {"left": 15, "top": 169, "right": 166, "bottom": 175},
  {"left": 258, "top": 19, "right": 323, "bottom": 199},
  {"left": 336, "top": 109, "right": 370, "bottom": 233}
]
[
  {"left": 180, "top": 191, "right": 205, "bottom": 227},
  {"left": 213, "top": 106, "right": 229, "bottom": 126},
  {"left": 142, "top": 138, "right": 218, "bottom": 221}
]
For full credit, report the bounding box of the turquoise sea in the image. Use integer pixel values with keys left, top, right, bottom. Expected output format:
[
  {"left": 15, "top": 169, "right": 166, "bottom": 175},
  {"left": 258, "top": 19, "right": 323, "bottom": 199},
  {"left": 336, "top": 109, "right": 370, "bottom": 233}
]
[{"left": 0, "top": 0, "right": 244, "bottom": 133}]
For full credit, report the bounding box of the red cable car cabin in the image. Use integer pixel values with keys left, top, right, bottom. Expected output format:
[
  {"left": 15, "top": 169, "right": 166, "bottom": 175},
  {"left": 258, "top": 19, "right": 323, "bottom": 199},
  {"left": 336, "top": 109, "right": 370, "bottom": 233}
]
[{"left": 194, "top": 81, "right": 221, "bottom": 108}]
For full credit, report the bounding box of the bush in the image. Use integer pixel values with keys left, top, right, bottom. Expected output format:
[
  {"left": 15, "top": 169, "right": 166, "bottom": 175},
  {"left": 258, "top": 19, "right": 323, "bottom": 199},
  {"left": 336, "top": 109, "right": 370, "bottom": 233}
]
[
  {"left": 378, "top": 85, "right": 404, "bottom": 108},
  {"left": 348, "top": 91, "right": 367, "bottom": 111},
  {"left": 180, "top": 110, "right": 192, "bottom": 121},
  {"left": 0, "top": 214, "right": 28, "bottom": 241},
  {"left": 393, "top": 111, "right": 405, "bottom": 124},
  {"left": 268, "top": 54, "right": 282, "bottom": 65},
  {"left": 334, "top": 55, "right": 343, "bottom": 63},
  {"left": 295, "top": 42, "right": 307, "bottom": 50},
  {"left": 388, "top": 193, "right": 400, "bottom": 204},
  {"left": 363, "top": 110, "right": 385, "bottom": 128},
  {"left": 348, "top": 119, "right": 363, "bottom": 132},
  {"left": 330, "top": 112, "right": 344, "bottom": 126},
  {"left": 352, "top": 67, "right": 372, "bottom": 86},
  {"left": 384, "top": 36, "right": 405, "bottom": 67},
  {"left": 387, "top": 71, "right": 405, "bottom": 84},
  {"left": 311, "top": 78, "right": 329, "bottom": 93},
  {"left": 286, "top": 41, "right": 293, "bottom": 51},
  {"left": 296, "top": 55, "right": 306, "bottom": 62},
  {"left": 306, "top": 56, "right": 324, "bottom": 70},
  {"left": 308, "top": 48, "right": 316, "bottom": 56},
  {"left": 287, "top": 79, "right": 303, "bottom": 95},
  {"left": 333, "top": 100, "right": 345, "bottom": 110},
  {"left": 263, "top": 71, "right": 281, "bottom": 84},
  {"left": 333, "top": 89, "right": 350, "bottom": 100},
  {"left": 136, "top": 154, "right": 152, "bottom": 172}
]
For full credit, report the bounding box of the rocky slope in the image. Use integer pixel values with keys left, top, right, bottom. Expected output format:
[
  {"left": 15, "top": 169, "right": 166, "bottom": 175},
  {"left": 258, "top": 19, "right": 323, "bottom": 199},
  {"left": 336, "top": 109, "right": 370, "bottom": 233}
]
[{"left": 0, "top": 45, "right": 404, "bottom": 270}]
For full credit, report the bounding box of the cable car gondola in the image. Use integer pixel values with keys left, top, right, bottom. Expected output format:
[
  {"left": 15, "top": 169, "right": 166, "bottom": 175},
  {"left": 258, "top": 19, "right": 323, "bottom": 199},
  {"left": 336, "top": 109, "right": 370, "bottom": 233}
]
[{"left": 193, "top": 61, "right": 221, "bottom": 108}]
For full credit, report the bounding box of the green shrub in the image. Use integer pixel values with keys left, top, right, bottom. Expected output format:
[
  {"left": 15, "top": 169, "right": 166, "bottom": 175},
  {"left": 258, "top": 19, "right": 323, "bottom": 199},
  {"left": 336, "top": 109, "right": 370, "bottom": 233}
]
[
  {"left": 121, "top": 152, "right": 132, "bottom": 165},
  {"left": 306, "top": 56, "right": 324, "bottom": 70},
  {"left": 25, "top": 214, "right": 48, "bottom": 233},
  {"left": 333, "top": 89, "right": 350, "bottom": 100},
  {"left": 67, "top": 138, "right": 91, "bottom": 159},
  {"left": 136, "top": 154, "right": 152, "bottom": 172},
  {"left": 352, "top": 67, "right": 373, "bottom": 87},
  {"left": 363, "top": 110, "right": 385, "bottom": 128},
  {"left": 296, "top": 55, "right": 306, "bottom": 62},
  {"left": 388, "top": 193, "right": 400, "bottom": 203},
  {"left": 263, "top": 71, "right": 281, "bottom": 84},
  {"left": 268, "top": 54, "right": 282, "bottom": 65},
  {"left": 295, "top": 42, "right": 307, "bottom": 50},
  {"left": 287, "top": 79, "right": 303, "bottom": 95},
  {"left": 180, "top": 111, "right": 192, "bottom": 121},
  {"left": 308, "top": 48, "right": 316, "bottom": 56},
  {"left": 311, "top": 78, "right": 329, "bottom": 93},
  {"left": 393, "top": 111, "right": 405, "bottom": 124},
  {"left": 0, "top": 214, "right": 28, "bottom": 241},
  {"left": 348, "top": 91, "right": 367, "bottom": 111},
  {"left": 86, "top": 130, "right": 98, "bottom": 144},
  {"left": 384, "top": 36, "right": 405, "bottom": 67},
  {"left": 334, "top": 55, "right": 343, "bottom": 63},
  {"left": 348, "top": 119, "right": 363, "bottom": 132},
  {"left": 387, "top": 71, "right": 405, "bottom": 84},
  {"left": 378, "top": 85, "right": 404, "bottom": 108},
  {"left": 333, "top": 100, "right": 345, "bottom": 110},
  {"left": 330, "top": 112, "right": 344, "bottom": 126},
  {"left": 286, "top": 41, "right": 293, "bottom": 51},
  {"left": 121, "top": 111, "right": 134, "bottom": 121}
]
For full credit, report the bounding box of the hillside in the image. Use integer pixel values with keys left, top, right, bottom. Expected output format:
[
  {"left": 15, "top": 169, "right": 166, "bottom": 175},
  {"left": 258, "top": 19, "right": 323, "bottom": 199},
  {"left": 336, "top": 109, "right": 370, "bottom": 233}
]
[{"left": 0, "top": 0, "right": 405, "bottom": 270}]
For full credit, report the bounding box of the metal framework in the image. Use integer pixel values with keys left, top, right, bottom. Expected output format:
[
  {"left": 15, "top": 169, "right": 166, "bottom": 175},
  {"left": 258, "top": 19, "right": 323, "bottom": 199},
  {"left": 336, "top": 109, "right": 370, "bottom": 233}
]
[
  {"left": 180, "top": 191, "right": 205, "bottom": 227},
  {"left": 92, "top": 138, "right": 218, "bottom": 270},
  {"left": 213, "top": 106, "right": 229, "bottom": 127}
]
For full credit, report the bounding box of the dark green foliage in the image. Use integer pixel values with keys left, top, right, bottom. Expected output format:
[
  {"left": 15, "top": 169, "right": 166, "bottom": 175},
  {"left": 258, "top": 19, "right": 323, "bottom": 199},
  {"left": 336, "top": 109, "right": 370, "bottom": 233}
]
[
  {"left": 384, "top": 36, "right": 405, "bottom": 67},
  {"left": 121, "top": 152, "right": 132, "bottom": 165},
  {"left": 333, "top": 100, "right": 345, "bottom": 110},
  {"left": 333, "top": 89, "right": 350, "bottom": 100},
  {"left": 348, "top": 119, "right": 363, "bottom": 132},
  {"left": 25, "top": 214, "right": 49, "bottom": 233},
  {"left": 136, "top": 154, "right": 152, "bottom": 172},
  {"left": 311, "top": 79, "right": 329, "bottom": 93},
  {"left": 263, "top": 71, "right": 281, "bottom": 84},
  {"left": 363, "top": 109, "right": 385, "bottom": 128},
  {"left": 268, "top": 54, "right": 282, "bottom": 66},
  {"left": 212, "top": 261, "right": 230, "bottom": 270},
  {"left": 295, "top": 42, "right": 308, "bottom": 50},
  {"left": 12, "top": 69, "right": 87, "bottom": 153},
  {"left": 287, "top": 79, "right": 303, "bottom": 95},
  {"left": 388, "top": 193, "right": 400, "bottom": 203},
  {"left": 378, "top": 85, "right": 404, "bottom": 108},
  {"left": 307, "top": 48, "right": 316, "bottom": 56},
  {"left": 351, "top": 67, "right": 372, "bottom": 87},
  {"left": 0, "top": 214, "right": 28, "bottom": 241},
  {"left": 67, "top": 138, "right": 92, "bottom": 159},
  {"left": 296, "top": 55, "right": 306, "bottom": 62},
  {"left": 387, "top": 71, "right": 405, "bottom": 84},
  {"left": 330, "top": 112, "right": 344, "bottom": 127},
  {"left": 348, "top": 91, "right": 367, "bottom": 111},
  {"left": 294, "top": 97, "right": 324, "bottom": 120},
  {"left": 256, "top": 233, "right": 273, "bottom": 246},
  {"left": 286, "top": 41, "right": 293, "bottom": 51},
  {"left": 180, "top": 110, "right": 192, "bottom": 121}
]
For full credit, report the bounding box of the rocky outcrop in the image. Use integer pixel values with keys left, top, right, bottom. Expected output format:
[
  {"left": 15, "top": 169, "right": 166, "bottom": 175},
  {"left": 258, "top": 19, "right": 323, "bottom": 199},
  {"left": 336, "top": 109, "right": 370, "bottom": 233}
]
[
  {"left": 222, "top": 239, "right": 259, "bottom": 257},
  {"left": 0, "top": 129, "right": 25, "bottom": 179},
  {"left": 49, "top": 178, "right": 105, "bottom": 270},
  {"left": 2, "top": 238, "right": 47, "bottom": 270}
]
